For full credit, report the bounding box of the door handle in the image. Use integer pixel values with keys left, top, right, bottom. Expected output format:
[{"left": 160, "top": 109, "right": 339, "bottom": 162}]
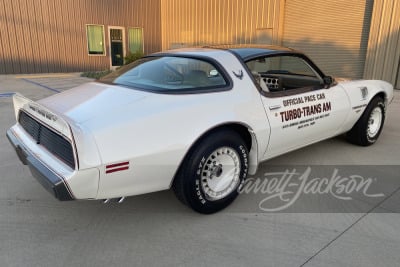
[{"left": 269, "top": 105, "right": 281, "bottom": 111}]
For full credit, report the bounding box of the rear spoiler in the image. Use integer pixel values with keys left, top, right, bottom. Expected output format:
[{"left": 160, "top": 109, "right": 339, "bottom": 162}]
[{"left": 12, "top": 93, "right": 73, "bottom": 141}]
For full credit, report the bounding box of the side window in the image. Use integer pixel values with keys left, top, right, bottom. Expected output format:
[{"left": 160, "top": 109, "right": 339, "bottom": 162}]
[
  {"left": 86, "top": 25, "right": 105, "bottom": 55},
  {"left": 246, "top": 55, "right": 323, "bottom": 92}
]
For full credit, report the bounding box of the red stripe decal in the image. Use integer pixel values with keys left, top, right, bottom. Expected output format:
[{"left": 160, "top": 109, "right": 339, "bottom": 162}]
[
  {"left": 106, "top": 162, "right": 129, "bottom": 169},
  {"left": 106, "top": 166, "right": 129, "bottom": 174}
]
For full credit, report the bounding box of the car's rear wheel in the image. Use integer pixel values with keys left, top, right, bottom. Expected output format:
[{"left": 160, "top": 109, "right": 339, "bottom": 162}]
[
  {"left": 347, "top": 96, "right": 385, "bottom": 146},
  {"left": 173, "top": 130, "right": 249, "bottom": 214}
]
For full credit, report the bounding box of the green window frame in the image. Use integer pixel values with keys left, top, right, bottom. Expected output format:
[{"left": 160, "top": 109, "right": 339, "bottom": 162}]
[
  {"left": 128, "top": 27, "right": 144, "bottom": 54},
  {"left": 86, "top": 25, "right": 105, "bottom": 55}
]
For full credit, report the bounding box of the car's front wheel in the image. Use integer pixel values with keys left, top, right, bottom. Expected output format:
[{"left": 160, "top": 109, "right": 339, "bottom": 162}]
[
  {"left": 173, "top": 130, "right": 249, "bottom": 214},
  {"left": 347, "top": 96, "right": 386, "bottom": 146}
]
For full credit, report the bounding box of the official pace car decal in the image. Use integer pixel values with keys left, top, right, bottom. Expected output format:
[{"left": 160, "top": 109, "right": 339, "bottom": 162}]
[{"left": 278, "top": 92, "right": 331, "bottom": 130}]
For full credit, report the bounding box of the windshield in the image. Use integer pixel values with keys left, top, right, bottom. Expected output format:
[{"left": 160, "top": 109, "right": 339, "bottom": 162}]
[{"left": 99, "top": 56, "right": 229, "bottom": 93}]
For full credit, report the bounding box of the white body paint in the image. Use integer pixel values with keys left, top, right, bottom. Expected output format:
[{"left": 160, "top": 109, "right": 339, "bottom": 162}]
[{"left": 8, "top": 48, "right": 394, "bottom": 200}]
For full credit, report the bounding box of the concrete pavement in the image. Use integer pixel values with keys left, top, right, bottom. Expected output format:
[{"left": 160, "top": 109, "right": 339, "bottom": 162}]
[{"left": 0, "top": 74, "right": 399, "bottom": 267}]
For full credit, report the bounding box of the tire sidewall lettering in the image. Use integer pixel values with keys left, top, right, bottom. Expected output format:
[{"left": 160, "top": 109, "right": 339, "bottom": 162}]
[{"left": 194, "top": 143, "right": 248, "bottom": 206}]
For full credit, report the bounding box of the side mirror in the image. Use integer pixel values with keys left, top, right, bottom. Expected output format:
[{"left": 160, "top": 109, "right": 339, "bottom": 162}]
[{"left": 323, "top": 76, "right": 334, "bottom": 86}]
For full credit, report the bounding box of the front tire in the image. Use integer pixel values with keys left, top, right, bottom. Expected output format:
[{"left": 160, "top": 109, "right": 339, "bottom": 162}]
[
  {"left": 347, "top": 96, "right": 385, "bottom": 146},
  {"left": 173, "top": 130, "right": 249, "bottom": 214}
]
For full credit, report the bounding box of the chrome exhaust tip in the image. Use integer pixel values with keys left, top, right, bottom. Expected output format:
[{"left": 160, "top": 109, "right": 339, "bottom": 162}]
[{"left": 102, "top": 197, "right": 125, "bottom": 204}]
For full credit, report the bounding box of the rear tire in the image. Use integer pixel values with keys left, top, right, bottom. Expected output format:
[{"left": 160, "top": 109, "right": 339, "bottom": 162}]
[
  {"left": 173, "top": 130, "right": 249, "bottom": 214},
  {"left": 347, "top": 96, "right": 385, "bottom": 146}
]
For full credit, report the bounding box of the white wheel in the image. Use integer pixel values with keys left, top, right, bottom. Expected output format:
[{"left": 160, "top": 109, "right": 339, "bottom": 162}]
[
  {"left": 347, "top": 96, "right": 385, "bottom": 146},
  {"left": 200, "top": 147, "right": 241, "bottom": 201},
  {"left": 172, "top": 129, "right": 249, "bottom": 214},
  {"left": 367, "top": 107, "right": 383, "bottom": 139}
]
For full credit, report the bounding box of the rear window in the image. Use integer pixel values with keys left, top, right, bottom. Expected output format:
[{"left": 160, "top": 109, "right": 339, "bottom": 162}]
[{"left": 99, "top": 56, "right": 230, "bottom": 93}]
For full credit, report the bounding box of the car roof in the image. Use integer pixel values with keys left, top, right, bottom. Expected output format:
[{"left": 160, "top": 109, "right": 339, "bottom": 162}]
[
  {"left": 156, "top": 44, "right": 302, "bottom": 61},
  {"left": 152, "top": 44, "right": 325, "bottom": 77},
  {"left": 202, "top": 44, "right": 300, "bottom": 61}
]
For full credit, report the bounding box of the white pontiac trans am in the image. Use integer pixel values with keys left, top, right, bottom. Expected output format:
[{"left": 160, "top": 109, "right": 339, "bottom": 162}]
[{"left": 7, "top": 45, "right": 394, "bottom": 213}]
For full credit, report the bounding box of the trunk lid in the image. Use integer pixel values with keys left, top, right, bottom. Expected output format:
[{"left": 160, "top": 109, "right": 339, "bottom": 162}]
[{"left": 38, "top": 82, "right": 148, "bottom": 124}]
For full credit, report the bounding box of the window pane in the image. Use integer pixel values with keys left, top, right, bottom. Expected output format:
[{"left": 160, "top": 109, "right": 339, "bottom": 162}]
[
  {"left": 246, "top": 56, "right": 317, "bottom": 77},
  {"left": 87, "top": 25, "right": 104, "bottom": 55},
  {"left": 100, "top": 56, "right": 229, "bottom": 92},
  {"left": 128, "top": 28, "right": 143, "bottom": 54},
  {"left": 278, "top": 57, "right": 316, "bottom": 76},
  {"left": 246, "top": 56, "right": 322, "bottom": 92}
]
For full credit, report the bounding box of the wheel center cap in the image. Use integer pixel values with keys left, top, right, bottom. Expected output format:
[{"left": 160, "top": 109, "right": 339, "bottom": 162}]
[{"left": 212, "top": 164, "right": 223, "bottom": 177}]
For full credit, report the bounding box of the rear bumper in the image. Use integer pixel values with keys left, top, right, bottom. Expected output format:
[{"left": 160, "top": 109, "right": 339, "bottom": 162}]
[{"left": 6, "top": 129, "right": 74, "bottom": 201}]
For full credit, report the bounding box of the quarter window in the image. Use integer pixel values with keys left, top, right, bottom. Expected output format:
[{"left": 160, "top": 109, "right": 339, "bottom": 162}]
[
  {"left": 100, "top": 56, "right": 229, "bottom": 93},
  {"left": 86, "top": 25, "right": 105, "bottom": 55}
]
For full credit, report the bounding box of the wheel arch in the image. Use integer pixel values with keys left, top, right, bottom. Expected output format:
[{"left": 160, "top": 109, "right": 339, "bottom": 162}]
[
  {"left": 369, "top": 79, "right": 393, "bottom": 108},
  {"left": 372, "top": 91, "right": 387, "bottom": 106},
  {"left": 346, "top": 94, "right": 386, "bottom": 146},
  {"left": 170, "top": 122, "right": 259, "bottom": 188}
]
